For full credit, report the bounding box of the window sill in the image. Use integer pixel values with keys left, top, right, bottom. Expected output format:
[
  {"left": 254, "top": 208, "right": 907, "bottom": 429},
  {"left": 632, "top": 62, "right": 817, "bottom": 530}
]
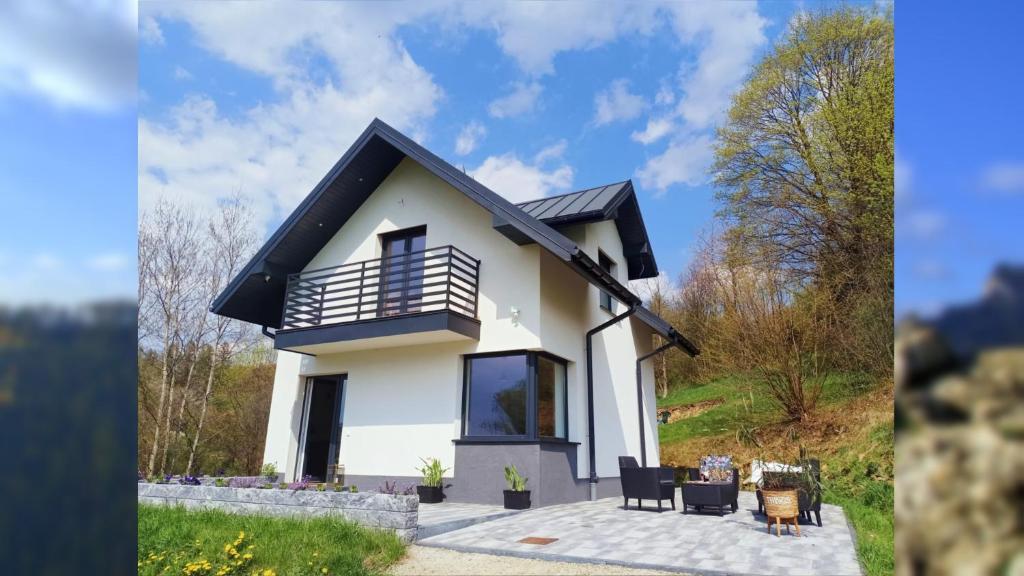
[{"left": 453, "top": 438, "right": 579, "bottom": 446}]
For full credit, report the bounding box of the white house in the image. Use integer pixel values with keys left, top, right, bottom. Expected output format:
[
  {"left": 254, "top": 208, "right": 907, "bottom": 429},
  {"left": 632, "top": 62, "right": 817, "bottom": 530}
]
[{"left": 212, "top": 119, "right": 698, "bottom": 506}]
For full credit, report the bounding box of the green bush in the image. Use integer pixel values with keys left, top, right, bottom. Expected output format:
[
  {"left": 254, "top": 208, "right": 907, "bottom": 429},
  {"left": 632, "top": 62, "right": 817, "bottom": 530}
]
[{"left": 415, "top": 457, "right": 449, "bottom": 488}]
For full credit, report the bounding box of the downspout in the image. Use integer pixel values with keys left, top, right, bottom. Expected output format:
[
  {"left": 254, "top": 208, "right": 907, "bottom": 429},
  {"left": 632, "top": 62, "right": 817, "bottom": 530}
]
[
  {"left": 585, "top": 305, "right": 636, "bottom": 501},
  {"left": 636, "top": 342, "right": 674, "bottom": 467},
  {"left": 262, "top": 326, "right": 276, "bottom": 340}
]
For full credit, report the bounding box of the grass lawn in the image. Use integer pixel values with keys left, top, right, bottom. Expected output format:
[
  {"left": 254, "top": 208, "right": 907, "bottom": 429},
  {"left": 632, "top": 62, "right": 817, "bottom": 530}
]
[
  {"left": 138, "top": 505, "right": 406, "bottom": 576},
  {"left": 655, "top": 373, "right": 875, "bottom": 445},
  {"left": 656, "top": 374, "right": 893, "bottom": 576}
]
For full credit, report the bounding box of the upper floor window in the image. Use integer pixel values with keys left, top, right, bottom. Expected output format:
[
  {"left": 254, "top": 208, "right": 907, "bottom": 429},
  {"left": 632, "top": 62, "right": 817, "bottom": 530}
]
[
  {"left": 598, "top": 251, "right": 616, "bottom": 313},
  {"left": 462, "top": 352, "right": 568, "bottom": 440}
]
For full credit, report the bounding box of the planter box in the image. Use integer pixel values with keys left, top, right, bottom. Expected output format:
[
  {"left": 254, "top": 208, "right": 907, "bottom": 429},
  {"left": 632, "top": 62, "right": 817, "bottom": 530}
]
[
  {"left": 138, "top": 483, "right": 419, "bottom": 542},
  {"left": 503, "top": 490, "right": 531, "bottom": 510},
  {"left": 417, "top": 485, "right": 444, "bottom": 504}
]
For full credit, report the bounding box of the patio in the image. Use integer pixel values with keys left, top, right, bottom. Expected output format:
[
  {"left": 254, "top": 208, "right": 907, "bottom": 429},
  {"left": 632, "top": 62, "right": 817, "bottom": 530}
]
[{"left": 416, "top": 491, "right": 862, "bottom": 576}]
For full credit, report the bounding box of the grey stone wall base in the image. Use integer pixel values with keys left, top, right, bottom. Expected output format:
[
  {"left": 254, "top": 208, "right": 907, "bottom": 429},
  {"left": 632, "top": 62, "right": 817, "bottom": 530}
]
[
  {"left": 138, "top": 483, "right": 418, "bottom": 542},
  {"left": 341, "top": 469, "right": 624, "bottom": 507}
]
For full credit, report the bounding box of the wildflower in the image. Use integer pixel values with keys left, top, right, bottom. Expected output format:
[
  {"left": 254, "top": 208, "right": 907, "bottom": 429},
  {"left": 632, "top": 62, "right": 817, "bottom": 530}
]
[{"left": 321, "top": 568, "right": 328, "bottom": 574}]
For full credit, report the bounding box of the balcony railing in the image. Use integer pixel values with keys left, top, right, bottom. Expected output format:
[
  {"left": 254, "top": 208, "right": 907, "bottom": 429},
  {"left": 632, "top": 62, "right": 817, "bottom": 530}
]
[{"left": 281, "top": 245, "right": 480, "bottom": 331}]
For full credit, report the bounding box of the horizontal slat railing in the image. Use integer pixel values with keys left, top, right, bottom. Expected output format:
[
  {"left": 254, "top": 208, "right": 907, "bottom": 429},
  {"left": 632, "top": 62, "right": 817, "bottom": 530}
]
[{"left": 280, "top": 245, "right": 480, "bottom": 331}]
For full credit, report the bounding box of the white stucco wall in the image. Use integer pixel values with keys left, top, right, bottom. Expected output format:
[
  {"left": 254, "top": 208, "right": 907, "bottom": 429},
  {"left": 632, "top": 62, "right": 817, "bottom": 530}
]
[
  {"left": 262, "top": 159, "right": 663, "bottom": 482},
  {"left": 570, "top": 219, "right": 662, "bottom": 478}
]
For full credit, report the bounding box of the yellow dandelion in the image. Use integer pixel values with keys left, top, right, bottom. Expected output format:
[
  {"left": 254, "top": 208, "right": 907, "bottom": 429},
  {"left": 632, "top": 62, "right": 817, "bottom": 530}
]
[{"left": 321, "top": 568, "right": 328, "bottom": 574}]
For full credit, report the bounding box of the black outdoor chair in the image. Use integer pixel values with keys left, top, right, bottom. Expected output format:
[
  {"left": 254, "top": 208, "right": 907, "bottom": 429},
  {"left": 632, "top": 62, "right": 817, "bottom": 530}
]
[
  {"left": 756, "top": 459, "right": 823, "bottom": 527},
  {"left": 618, "top": 456, "right": 676, "bottom": 512}
]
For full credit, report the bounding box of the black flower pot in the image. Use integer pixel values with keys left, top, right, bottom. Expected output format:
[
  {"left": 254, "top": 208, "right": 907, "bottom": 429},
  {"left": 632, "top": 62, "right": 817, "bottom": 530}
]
[
  {"left": 503, "top": 490, "right": 531, "bottom": 510},
  {"left": 417, "top": 485, "right": 444, "bottom": 504}
]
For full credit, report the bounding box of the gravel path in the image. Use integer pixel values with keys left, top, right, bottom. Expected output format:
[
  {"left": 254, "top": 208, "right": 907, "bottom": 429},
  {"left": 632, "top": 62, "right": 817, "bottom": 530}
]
[{"left": 389, "top": 545, "right": 682, "bottom": 575}]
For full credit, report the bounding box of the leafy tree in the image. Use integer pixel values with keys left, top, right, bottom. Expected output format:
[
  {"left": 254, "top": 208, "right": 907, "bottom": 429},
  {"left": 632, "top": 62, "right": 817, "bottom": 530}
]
[{"left": 713, "top": 7, "right": 893, "bottom": 375}]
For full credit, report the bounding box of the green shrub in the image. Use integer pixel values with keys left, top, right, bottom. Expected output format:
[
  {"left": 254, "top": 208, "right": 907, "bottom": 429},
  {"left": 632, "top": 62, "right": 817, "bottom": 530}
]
[
  {"left": 260, "top": 461, "right": 277, "bottom": 479},
  {"left": 503, "top": 465, "right": 528, "bottom": 492},
  {"left": 415, "top": 457, "right": 449, "bottom": 488}
]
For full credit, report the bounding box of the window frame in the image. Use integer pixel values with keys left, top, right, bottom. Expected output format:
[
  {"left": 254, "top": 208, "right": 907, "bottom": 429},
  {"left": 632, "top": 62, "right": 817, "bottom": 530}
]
[
  {"left": 598, "top": 250, "right": 617, "bottom": 313},
  {"left": 460, "top": 350, "right": 570, "bottom": 443}
]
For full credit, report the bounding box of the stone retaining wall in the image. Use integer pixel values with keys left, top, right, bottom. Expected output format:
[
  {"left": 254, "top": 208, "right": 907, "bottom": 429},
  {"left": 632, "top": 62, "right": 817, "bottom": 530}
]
[{"left": 138, "top": 483, "right": 419, "bottom": 541}]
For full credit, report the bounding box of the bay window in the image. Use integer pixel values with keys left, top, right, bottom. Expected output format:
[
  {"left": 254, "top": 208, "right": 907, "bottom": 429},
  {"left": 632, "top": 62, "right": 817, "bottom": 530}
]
[{"left": 462, "top": 351, "right": 568, "bottom": 440}]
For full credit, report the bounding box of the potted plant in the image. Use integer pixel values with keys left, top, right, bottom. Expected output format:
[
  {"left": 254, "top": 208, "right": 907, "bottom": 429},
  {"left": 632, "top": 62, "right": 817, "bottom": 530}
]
[
  {"left": 415, "top": 457, "right": 449, "bottom": 503},
  {"left": 502, "top": 464, "right": 531, "bottom": 509}
]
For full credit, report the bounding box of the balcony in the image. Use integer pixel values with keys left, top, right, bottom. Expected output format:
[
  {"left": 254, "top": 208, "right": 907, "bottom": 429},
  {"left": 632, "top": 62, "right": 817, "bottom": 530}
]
[{"left": 273, "top": 245, "right": 481, "bottom": 354}]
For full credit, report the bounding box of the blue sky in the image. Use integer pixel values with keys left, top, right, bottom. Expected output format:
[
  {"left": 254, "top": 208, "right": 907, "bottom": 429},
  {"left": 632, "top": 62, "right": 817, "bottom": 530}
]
[
  {"left": 136, "top": 1, "right": 802, "bottom": 299},
  {"left": 0, "top": 1, "right": 136, "bottom": 304},
  {"left": 896, "top": 2, "right": 1024, "bottom": 316},
  {"left": 9, "top": 1, "right": 1011, "bottom": 318}
]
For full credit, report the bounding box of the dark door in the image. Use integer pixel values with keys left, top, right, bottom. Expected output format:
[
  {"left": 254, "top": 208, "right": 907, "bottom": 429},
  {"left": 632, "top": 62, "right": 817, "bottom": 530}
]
[
  {"left": 300, "top": 375, "right": 345, "bottom": 482},
  {"left": 379, "top": 227, "right": 426, "bottom": 316}
]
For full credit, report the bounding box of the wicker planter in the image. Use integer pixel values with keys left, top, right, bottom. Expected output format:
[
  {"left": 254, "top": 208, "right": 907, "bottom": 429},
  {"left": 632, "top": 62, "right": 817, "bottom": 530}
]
[
  {"left": 762, "top": 489, "right": 800, "bottom": 537},
  {"left": 416, "top": 485, "right": 444, "bottom": 504}
]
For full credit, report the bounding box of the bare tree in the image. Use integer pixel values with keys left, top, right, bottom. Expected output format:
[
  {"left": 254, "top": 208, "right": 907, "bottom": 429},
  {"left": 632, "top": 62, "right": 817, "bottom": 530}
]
[
  {"left": 139, "top": 200, "right": 203, "bottom": 476},
  {"left": 632, "top": 274, "right": 679, "bottom": 397},
  {"left": 186, "top": 194, "right": 259, "bottom": 475}
]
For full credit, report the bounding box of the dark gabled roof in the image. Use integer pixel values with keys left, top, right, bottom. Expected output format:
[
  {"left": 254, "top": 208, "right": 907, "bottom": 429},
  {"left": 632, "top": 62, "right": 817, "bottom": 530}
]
[
  {"left": 517, "top": 181, "right": 630, "bottom": 222},
  {"left": 210, "top": 118, "right": 640, "bottom": 328},
  {"left": 514, "top": 181, "right": 658, "bottom": 280},
  {"left": 210, "top": 118, "right": 696, "bottom": 354}
]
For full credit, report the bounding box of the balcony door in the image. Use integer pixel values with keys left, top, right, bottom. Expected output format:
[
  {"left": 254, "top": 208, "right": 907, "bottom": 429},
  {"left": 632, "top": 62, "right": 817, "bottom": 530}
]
[{"left": 379, "top": 227, "right": 426, "bottom": 317}]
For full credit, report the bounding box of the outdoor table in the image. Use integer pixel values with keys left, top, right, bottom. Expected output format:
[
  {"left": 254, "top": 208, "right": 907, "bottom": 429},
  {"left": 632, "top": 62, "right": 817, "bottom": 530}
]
[{"left": 681, "top": 481, "right": 736, "bottom": 516}]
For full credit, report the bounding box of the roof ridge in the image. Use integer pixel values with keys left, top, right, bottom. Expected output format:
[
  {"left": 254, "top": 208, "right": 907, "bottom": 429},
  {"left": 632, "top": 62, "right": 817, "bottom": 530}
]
[{"left": 515, "top": 179, "right": 632, "bottom": 206}]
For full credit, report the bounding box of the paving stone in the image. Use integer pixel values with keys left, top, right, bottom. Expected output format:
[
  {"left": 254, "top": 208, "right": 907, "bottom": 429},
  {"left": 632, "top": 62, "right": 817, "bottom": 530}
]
[{"left": 418, "top": 490, "right": 862, "bottom": 575}]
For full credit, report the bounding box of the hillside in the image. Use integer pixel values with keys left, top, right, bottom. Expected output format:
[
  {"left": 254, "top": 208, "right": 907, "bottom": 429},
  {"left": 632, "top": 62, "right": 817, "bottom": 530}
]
[{"left": 657, "top": 375, "right": 894, "bottom": 576}]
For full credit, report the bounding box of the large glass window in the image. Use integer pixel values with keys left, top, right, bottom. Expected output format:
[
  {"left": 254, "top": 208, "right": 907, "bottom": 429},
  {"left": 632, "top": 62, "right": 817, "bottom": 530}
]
[
  {"left": 536, "top": 356, "right": 566, "bottom": 438},
  {"left": 463, "top": 352, "right": 568, "bottom": 440},
  {"left": 463, "top": 353, "right": 529, "bottom": 436}
]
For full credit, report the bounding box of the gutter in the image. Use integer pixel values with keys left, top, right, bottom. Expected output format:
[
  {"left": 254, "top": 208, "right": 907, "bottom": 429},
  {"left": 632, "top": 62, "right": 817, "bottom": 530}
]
[
  {"left": 635, "top": 342, "right": 675, "bottom": 467},
  {"left": 585, "top": 304, "right": 637, "bottom": 501}
]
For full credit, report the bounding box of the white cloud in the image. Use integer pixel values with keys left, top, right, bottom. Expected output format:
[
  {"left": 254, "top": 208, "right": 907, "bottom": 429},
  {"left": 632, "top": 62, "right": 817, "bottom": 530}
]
[
  {"left": 636, "top": 133, "right": 715, "bottom": 194},
  {"left": 593, "top": 79, "right": 646, "bottom": 126},
  {"left": 31, "top": 253, "right": 62, "bottom": 271},
  {"left": 173, "top": 65, "right": 193, "bottom": 81},
  {"left": 87, "top": 253, "right": 128, "bottom": 271},
  {"left": 533, "top": 140, "right": 567, "bottom": 164},
  {"left": 906, "top": 210, "right": 947, "bottom": 240},
  {"left": 631, "top": 117, "right": 675, "bottom": 145},
  {"left": 668, "top": 2, "right": 767, "bottom": 129},
  {"left": 139, "top": 3, "right": 445, "bottom": 230},
  {"left": 654, "top": 81, "right": 675, "bottom": 106},
  {"left": 0, "top": 0, "right": 137, "bottom": 111},
  {"left": 140, "top": 15, "right": 164, "bottom": 45},
  {"left": 629, "top": 271, "right": 680, "bottom": 303},
  {"left": 455, "top": 3, "right": 662, "bottom": 76},
  {"left": 981, "top": 162, "right": 1024, "bottom": 193},
  {"left": 470, "top": 143, "right": 573, "bottom": 203},
  {"left": 454, "top": 121, "right": 486, "bottom": 156},
  {"left": 628, "top": 2, "right": 767, "bottom": 193},
  {"left": 895, "top": 156, "right": 911, "bottom": 202},
  {"left": 488, "top": 81, "right": 542, "bottom": 118},
  {"left": 913, "top": 259, "right": 950, "bottom": 281}
]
